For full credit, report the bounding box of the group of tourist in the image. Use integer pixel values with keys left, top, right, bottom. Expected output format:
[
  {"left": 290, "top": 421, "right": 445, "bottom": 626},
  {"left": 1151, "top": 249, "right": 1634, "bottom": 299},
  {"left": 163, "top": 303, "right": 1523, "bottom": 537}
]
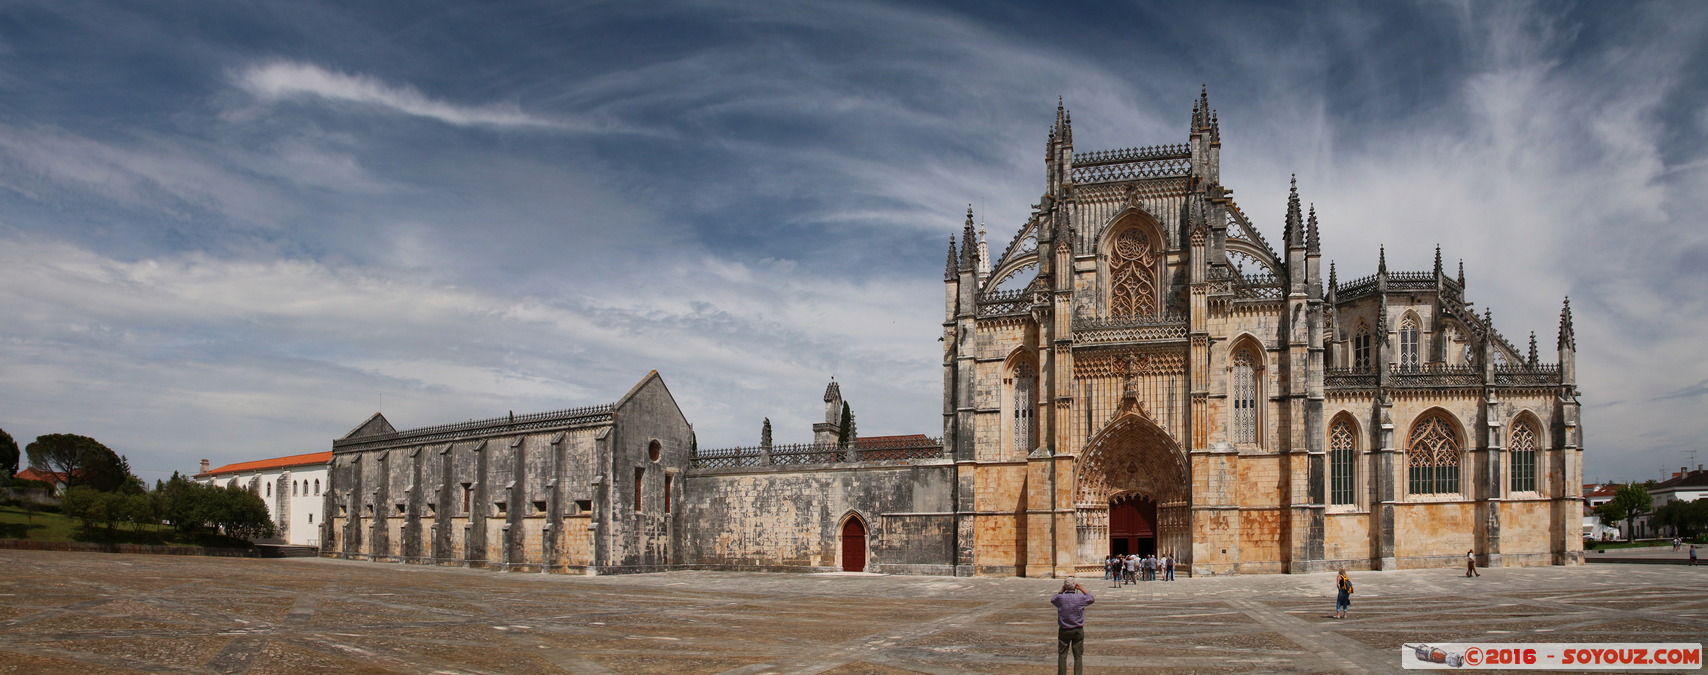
[{"left": 1101, "top": 552, "right": 1175, "bottom": 583}]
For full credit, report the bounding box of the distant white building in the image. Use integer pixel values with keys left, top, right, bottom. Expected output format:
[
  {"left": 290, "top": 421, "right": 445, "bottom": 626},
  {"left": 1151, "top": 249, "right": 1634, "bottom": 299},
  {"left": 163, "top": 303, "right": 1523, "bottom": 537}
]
[{"left": 194, "top": 452, "right": 330, "bottom": 546}]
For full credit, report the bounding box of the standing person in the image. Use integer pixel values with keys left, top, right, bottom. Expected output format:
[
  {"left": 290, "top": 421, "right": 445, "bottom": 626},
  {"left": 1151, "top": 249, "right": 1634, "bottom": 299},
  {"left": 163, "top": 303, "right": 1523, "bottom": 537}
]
[
  {"left": 1163, "top": 553, "right": 1175, "bottom": 581},
  {"left": 1124, "top": 554, "right": 1137, "bottom": 584},
  {"left": 1465, "top": 549, "right": 1480, "bottom": 577},
  {"left": 1334, "top": 569, "right": 1353, "bottom": 619},
  {"left": 1051, "top": 579, "right": 1095, "bottom": 675},
  {"left": 1690, "top": 545, "right": 1698, "bottom": 566}
]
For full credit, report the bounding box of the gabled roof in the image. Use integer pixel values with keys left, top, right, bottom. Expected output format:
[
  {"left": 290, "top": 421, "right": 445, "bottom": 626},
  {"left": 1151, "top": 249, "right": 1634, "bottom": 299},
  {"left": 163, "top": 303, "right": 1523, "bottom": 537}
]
[
  {"left": 1654, "top": 469, "right": 1708, "bottom": 491},
  {"left": 14, "top": 468, "right": 68, "bottom": 485},
  {"left": 342, "top": 412, "right": 396, "bottom": 440},
  {"left": 196, "top": 451, "right": 332, "bottom": 478},
  {"left": 1585, "top": 484, "right": 1619, "bottom": 499}
]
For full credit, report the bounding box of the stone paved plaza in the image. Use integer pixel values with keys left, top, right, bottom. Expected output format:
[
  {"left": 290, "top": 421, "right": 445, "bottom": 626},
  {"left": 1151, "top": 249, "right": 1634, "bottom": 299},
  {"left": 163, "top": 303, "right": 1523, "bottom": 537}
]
[{"left": 0, "top": 550, "right": 1704, "bottom": 674}]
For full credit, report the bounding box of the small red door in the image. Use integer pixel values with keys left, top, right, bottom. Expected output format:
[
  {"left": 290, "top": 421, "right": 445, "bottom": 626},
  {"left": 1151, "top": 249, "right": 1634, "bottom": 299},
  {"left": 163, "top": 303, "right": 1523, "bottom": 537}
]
[{"left": 841, "top": 518, "right": 867, "bottom": 572}]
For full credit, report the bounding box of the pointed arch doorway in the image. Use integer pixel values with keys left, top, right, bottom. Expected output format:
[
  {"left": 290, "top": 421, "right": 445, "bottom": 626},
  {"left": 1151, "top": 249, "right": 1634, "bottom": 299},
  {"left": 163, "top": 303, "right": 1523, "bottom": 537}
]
[
  {"left": 840, "top": 516, "right": 867, "bottom": 572},
  {"left": 1074, "top": 406, "right": 1191, "bottom": 571},
  {"left": 1108, "top": 494, "right": 1157, "bottom": 557}
]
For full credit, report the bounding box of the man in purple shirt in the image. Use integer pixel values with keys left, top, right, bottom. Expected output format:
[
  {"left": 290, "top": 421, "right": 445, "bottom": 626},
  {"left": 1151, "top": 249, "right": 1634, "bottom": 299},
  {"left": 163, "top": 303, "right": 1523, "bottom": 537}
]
[{"left": 1051, "top": 579, "right": 1095, "bottom": 675}]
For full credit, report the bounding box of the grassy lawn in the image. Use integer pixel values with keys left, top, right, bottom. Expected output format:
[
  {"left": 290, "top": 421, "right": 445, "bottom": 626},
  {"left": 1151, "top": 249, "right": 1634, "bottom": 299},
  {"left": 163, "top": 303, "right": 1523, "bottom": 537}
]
[{"left": 0, "top": 505, "right": 252, "bottom": 548}]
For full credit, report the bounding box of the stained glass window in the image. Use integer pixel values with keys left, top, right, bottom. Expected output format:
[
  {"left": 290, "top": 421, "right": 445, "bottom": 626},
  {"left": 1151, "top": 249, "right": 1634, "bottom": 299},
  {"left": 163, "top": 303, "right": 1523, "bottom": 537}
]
[
  {"left": 1510, "top": 420, "right": 1538, "bottom": 493},
  {"left": 1330, "top": 419, "right": 1356, "bottom": 505},
  {"left": 1013, "top": 359, "right": 1035, "bottom": 454},
  {"left": 1399, "top": 316, "right": 1420, "bottom": 370},
  {"left": 1232, "top": 348, "right": 1257, "bottom": 445},
  {"left": 1407, "top": 414, "right": 1460, "bottom": 495}
]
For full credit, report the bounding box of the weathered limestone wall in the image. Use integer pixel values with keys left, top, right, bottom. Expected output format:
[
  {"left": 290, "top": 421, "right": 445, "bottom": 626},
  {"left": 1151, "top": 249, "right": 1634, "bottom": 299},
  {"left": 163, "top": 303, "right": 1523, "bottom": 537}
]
[
  {"left": 1394, "top": 501, "right": 1475, "bottom": 566},
  {"left": 325, "top": 372, "right": 692, "bottom": 575},
  {"left": 677, "top": 462, "right": 957, "bottom": 574}
]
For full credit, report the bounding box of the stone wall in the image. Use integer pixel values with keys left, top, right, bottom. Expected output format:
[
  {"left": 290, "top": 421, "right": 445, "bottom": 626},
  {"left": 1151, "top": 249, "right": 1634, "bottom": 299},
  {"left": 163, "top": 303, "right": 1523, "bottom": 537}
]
[{"left": 676, "top": 461, "right": 957, "bottom": 574}]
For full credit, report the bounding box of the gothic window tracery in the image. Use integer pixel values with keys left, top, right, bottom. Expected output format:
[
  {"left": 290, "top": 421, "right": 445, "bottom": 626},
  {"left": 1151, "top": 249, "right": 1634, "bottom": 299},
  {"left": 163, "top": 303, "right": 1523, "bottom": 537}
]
[
  {"left": 1353, "top": 323, "right": 1371, "bottom": 371},
  {"left": 1399, "top": 316, "right": 1420, "bottom": 370},
  {"left": 1012, "top": 359, "right": 1035, "bottom": 454},
  {"left": 1510, "top": 419, "right": 1538, "bottom": 493},
  {"left": 1231, "top": 346, "right": 1259, "bottom": 445},
  {"left": 1407, "top": 413, "right": 1461, "bottom": 495},
  {"left": 1330, "top": 418, "right": 1356, "bottom": 505},
  {"left": 1110, "top": 228, "right": 1158, "bottom": 317}
]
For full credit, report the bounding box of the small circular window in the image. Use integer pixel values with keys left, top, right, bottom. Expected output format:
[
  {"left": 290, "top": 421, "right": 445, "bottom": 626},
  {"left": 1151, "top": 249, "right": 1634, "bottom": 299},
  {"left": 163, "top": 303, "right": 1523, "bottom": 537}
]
[{"left": 648, "top": 440, "right": 662, "bottom": 462}]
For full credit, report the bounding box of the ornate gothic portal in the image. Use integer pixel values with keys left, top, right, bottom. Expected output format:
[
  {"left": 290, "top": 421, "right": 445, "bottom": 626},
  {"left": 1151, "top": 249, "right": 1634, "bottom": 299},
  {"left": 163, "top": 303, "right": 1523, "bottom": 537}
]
[{"left": 1073, "top": 409, "right": 1191, "bottom": 568}]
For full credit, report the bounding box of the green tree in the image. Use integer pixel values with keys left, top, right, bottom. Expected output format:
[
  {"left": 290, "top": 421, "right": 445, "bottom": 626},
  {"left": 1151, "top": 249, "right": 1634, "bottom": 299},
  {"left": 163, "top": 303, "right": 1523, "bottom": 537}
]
[
  {"left": 1597, "top": 482, "right": 1653, "bottom": 541},
  {"left": 152, "top": 474, "right": 274, "bottom": 542},
  {"left": 0, "top": 427, "right": 18, "bottom": 479},
  {"left": 24, "top": 434, "right": 139, "bottom": 493},
  {"left": 60, "top": 486, "right": 111, "bottom": 535},
  {"left": 837, "top": 402, "right": 855, "bottom": 445}
]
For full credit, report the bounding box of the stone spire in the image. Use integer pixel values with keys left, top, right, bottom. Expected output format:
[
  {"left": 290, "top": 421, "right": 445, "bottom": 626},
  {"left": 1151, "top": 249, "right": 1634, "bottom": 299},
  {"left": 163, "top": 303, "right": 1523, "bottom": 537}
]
[
  {"left": 944, "top": 237, "right": 958, "bottom": 281},
  {"left": 1558, "top": 297, "right": 1576, "bottom": 351},
  {"left": 1054, "top": 96, "right": 1072, "bottom": 145},
  {"left": 1528, "top": 332, "right": 1539, "bottom": 365},
  {"left": 1306, "top": 204, "right": 1320, "bottom": 254},
  {"left": 1327, "top": 261, "right": 1338, "bottom": 300},
  {"left": 959, "top": 206, "right": 977, "bottom": 271},
  {"left": 1457, "top": 259, "right": 1465, "bottom": 287},
  {"left": 1433, "top": 245, "right": 1443, "bottom": 277},
  {"left": 1192, "top": 84, "right": 1211, "bottom": 131},
  {"left": 976, "top": 220, "right": 991, "bottom": 277},
  {"left": 1284, "top": 175, "right": 1303, "bottom": 248},
  {"left": 1378, "top": 245, "right": 1388, "bottom": 276},
  {"left": 760, "top": 418, "right": 773, "bottom": 448}
]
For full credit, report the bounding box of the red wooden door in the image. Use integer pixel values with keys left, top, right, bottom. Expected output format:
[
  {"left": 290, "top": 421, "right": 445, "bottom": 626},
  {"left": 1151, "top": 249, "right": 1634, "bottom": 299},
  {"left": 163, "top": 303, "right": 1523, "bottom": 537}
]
[{"left": 841, "top": 519, "right": 867, "bottom": 572}]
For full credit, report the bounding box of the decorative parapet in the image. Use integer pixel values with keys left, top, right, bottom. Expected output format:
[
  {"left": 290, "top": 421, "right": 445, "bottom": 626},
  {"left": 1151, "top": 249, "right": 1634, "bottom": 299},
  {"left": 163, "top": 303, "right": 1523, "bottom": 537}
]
[
  {"left": 1388, "top": 363, "right": 1480, "bottom": 388},
  {"left": 977, "top": 288, "right": 1030, "bottom": 317},
  {"left": 1072, "top": 158, "right": 1192, "bottom": 184},
  {"left": 332, "top": 404, "right": 614, "bottom": 452},
  {"left": 690, "top": 437, "right": 945, "bottom": 470},
  {"left": 1494, "top": 364, "right": 1561, "bottom": 387},
  {"left": 1232, "top": 270, "right": 1284, "bottom": 300},
  {"left": 1325, "top": 368, "right": 1378, "bottom": 390},
  {"left": 1072, "top": 144, "right": 1192, "bottom": 166},
  {"left": 1071, "top": 314, "right": 1189, "bottom": 344}
]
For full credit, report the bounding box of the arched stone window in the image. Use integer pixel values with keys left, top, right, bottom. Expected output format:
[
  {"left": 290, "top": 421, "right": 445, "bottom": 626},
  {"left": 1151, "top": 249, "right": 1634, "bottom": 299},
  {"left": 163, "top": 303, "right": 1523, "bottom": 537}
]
[
  {"left": 1329, "top": 417, "right": 1357, "bottom": 505},
  {"left": 1399, "top": 315, "right": 1421, "bottom": 370},
  {"left": 1510, "top": 418, "right": 1538, "bottom": 493},
  {"left": 1231, "top": 345, "right": 1260, "bottom": 445},
  {"left": 293, "top": 481, "right": 298, "bottom": 496},
  {"left": 1012, "top": 358, "right": 1036, "bottom": 454},
  {"left": 1110, "top": 227, "right": 1158, "bottom": 317},
  {"left": 266, "top": 482, "right": 272, "bottom": 498},
  {"left": 1353, "top": 323, "right": 1371, "bottom": 370},
  {"left": 1407, "top": 413, "right": 1461, "bottom": 495},
  {"left": 314, "top": 479, "right": 321, "bottom": 496}
]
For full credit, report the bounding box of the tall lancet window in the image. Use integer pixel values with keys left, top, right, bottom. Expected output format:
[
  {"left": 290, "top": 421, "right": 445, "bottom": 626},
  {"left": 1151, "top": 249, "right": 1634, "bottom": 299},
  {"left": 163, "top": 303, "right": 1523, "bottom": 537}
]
[
  {"left": 1012, "top": 359, "right": 1035, "bottom": 454},
  {"left": 1231, "top": 347, "right": 1258, "bottom": 445},
  {"left": 1399, "top": 316, "right": 1420, "bottom": 370},
  {"left": 1329, "top": 419, "right": 1357, "bottom": 505},
  {"left": 1407, "top": 414, "right": 1461, "bottom": 495},
  {"left": 1510, "top": 420, "right": 1538, "bottom": 493},
  {"left": 1110, "top": 228, "right": 1158, "bottom": 317},
  {"left": 1353, "top": 323, "right": 1372, "bottom": 370}
]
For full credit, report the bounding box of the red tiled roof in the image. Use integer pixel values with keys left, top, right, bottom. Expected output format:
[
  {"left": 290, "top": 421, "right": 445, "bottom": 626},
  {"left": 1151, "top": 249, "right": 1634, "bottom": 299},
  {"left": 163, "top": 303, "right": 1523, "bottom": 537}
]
[
  {"left": 196, "top": 451, "right": 332, "bottom": 477},
  {"left": 14, "top": 468, "right": 67, "bottom": 485},
  {"left": 853, "top": 434, "right": 936, "bottom": 448},
  {"left": 1585, "top": 484, "right": 1619, "bottom": 499}
]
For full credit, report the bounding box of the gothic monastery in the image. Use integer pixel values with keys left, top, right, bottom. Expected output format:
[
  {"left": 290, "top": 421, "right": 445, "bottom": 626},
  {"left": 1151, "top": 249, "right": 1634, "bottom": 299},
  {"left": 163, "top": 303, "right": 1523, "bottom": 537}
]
[{"left": 323, "top": 90, "right": 1584, "bottom": 576}]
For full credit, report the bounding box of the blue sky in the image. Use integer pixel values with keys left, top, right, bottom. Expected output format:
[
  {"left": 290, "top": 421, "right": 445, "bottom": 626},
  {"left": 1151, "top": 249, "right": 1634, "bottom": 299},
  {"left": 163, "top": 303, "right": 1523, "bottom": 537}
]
[{"left": 1, "top": 0, "right": 1704, "bottom": 485}]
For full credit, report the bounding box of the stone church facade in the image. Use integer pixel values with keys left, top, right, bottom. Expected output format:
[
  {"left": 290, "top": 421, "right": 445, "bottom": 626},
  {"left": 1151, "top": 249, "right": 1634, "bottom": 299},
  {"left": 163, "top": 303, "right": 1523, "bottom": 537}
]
[
  {"left": 941, "top": 91, "right": 1582, "bottom": 577},
  {"left": 324, "top": 90, "right": 1583, "bottom": 576}
]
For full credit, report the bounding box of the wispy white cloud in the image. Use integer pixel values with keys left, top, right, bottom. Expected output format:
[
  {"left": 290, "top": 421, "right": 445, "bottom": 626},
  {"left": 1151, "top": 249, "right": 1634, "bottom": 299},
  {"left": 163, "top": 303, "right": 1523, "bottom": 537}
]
[{"left": 235, "top": 60, "right": 588, "bottom": 131}]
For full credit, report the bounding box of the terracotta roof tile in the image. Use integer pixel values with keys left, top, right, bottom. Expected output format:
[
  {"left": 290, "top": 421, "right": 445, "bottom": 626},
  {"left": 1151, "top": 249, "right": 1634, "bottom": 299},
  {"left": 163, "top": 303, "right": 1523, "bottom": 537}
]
[{"left": 196, "top": 451, "right": 331, "bottom": 477}]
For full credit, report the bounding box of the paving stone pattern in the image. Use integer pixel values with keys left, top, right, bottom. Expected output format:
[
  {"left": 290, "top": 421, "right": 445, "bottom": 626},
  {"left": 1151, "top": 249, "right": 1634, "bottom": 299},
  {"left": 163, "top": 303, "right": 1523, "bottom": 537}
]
[{"left": 0, "top": 550, "right": 1704, "bottom": 673}]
